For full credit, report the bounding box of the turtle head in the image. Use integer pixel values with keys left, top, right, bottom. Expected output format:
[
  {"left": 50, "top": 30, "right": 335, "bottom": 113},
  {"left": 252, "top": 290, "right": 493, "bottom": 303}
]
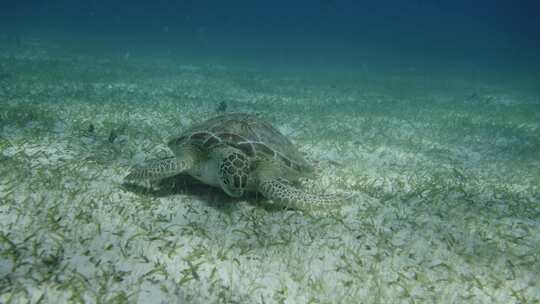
[{"left": 217, "top": 149, "right": 250, "bottom": 197}]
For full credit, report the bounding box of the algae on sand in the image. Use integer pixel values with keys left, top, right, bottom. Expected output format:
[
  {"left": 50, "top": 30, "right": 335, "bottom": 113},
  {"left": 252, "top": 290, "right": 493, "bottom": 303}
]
[{"left": 0, "top": 41, "right": 539, "bottom": 304}]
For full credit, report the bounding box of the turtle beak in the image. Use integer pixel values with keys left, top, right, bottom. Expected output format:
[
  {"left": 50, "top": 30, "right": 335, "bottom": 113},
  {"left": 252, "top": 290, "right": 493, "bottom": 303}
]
[
  {"left": 219, "top": 173, "right": 244, "bottom": 197},
  {"left": 224, "top": 185, "right": 244, "bottom": 197}
]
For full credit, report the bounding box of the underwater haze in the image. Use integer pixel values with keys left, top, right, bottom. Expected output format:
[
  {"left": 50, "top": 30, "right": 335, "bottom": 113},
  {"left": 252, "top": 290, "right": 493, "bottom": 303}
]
[
  {"left": 1, "top": 1, "right": 539, "bottom": 303},
  {"left": 3, "top": 1, "right": 540, "bottom": 70}
]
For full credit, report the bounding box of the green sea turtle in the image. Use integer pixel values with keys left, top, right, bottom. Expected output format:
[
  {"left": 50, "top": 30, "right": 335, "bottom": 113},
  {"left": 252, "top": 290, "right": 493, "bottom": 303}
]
[{"left": 125, "top": 113, "right": 344, "bottom": 213}]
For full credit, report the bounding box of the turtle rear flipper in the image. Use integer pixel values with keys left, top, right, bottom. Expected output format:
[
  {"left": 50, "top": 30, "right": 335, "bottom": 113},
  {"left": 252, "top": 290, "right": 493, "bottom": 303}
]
[{"left": 125, "top": 156, "right": 194, "bottom": 181}]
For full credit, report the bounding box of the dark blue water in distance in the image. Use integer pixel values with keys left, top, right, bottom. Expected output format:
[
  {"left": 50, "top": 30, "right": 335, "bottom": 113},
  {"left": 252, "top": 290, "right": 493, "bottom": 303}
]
[{"left": 2, "top": 0, "right": 539, "bottom": 71}]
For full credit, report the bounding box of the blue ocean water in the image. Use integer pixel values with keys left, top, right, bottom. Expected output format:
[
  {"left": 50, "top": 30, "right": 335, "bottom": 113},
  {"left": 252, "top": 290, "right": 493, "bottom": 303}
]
[{"left": 2, "top": 1, "right": 539, "bottom": 70}]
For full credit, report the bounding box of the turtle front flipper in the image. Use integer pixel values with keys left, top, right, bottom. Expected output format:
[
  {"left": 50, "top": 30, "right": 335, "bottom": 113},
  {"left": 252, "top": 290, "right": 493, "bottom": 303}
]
[
  {"left": 258, "top": 178, "right": 348, "bottom": 215},
  {"left": 125, "top": 156, "right": 194, "bottom": 181}
]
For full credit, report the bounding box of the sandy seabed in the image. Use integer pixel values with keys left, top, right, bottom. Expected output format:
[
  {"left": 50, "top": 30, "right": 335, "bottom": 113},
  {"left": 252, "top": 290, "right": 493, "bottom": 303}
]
[{"left": 0, "top": 39, "right": 539, "bottom": 303}]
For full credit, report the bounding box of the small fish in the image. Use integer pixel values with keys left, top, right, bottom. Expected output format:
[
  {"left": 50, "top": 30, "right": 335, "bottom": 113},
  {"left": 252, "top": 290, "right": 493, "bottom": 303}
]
[
  {"left": 108, "top": 130, "right": 117, "bottom": 143},
  {"left": 88, "top": 123, "right": 95, "bottom": 134},
  {"left": 216, "top": 100, "right": 228, "bottom": 113}
]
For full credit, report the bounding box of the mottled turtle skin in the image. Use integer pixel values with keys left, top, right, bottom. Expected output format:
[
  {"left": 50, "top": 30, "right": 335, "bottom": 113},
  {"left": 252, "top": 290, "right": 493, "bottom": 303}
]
[{"left": 126, "top": 113, "right": 343, "bottom": 214}]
